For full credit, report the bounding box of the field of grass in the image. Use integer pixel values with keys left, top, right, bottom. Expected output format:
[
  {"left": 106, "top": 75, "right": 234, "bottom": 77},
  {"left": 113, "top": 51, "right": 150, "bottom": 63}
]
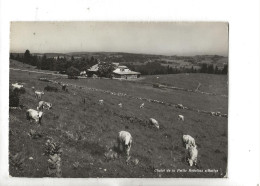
[
  {"left": 59, "top": 75, "right": 228, "bottom": 113},
  {"left": 9, "top": 61, "right": 228, "bottom": 178},
  {"left": 139, "top": 74, "right": 228, "bottom": 96}
]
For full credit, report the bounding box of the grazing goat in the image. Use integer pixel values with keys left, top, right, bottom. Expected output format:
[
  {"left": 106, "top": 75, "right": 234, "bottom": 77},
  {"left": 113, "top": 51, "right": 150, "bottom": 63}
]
[
  {"left": 117, "top": 131, "right": 132, "bottom": 156},
  {"left": 37, "top": 101, "right": 52, "bottom": 111},
  {"left": 187, "top": 145, "right": 198, "bottom": 166},
  {"left": 99, "top": 100, "right": 104, "bottom": 105},
  {"left": 182, "top": 135, "right": 196, "bottom": 149},
  {"left": 26, "top": 109, "right": 43, "bottom": 124},
  {"left": 149, "top": 118, "right": 159, "bottom": 129},
  {"left": 11, "top": 83, "right": 23, "bottom": 90},
  {"left": 35, "top": 91, "right": 44, "bottom": 99},
  {"left": 178, "top": 115, "right": 184, "bottom": 121}
]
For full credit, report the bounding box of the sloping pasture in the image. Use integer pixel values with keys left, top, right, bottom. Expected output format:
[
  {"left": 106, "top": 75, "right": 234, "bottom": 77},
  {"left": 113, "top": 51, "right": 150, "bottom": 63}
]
[{"left": 9, "top": 69, "right": 227, "bottom": 178}]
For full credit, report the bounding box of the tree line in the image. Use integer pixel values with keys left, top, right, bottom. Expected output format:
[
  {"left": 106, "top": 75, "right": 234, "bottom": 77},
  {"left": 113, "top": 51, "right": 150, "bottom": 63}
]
[
  {"left": 10, "top": 50, "right": 99, "bottom": 77},
  {"left": 125, "top": 62, "right": 228, "bottom": 75},
  {"left": 10, "top": 50, "right": 228, "bottom": 78}
]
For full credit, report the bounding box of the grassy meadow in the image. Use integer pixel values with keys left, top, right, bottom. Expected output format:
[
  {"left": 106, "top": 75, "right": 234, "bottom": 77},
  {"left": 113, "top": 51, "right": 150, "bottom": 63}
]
[{"left": 9, "top": 60, "right": 228, "bottom": 178}]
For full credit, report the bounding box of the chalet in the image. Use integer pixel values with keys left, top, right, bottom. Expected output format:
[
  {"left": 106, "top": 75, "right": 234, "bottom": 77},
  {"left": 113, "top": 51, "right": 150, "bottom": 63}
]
[
  {"left": 88, "top": 62, "right": 140, "bottom": 79},
  {"left": 113, "top": 66, "right": 141, "bottom": 79},
  {"left": 87, "top": 63, "right": 99, "bottom": 76}
]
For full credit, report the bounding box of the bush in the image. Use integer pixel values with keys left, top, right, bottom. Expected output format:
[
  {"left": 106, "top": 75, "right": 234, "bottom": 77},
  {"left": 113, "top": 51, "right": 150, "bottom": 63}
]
[
  {"left": 10, "top": 153, "right": 25, "bottom": 171},
  {"left": 44, "top": 85, "right": 58, "bottom": 92},
  {"left": 9, "top": 88, "right": 20, "bottom": 107},
  {"left": 66, "top": 66, "right": 79, "bottom": 79},
  {"left": 44, "top": 139, "right": 62, "bottom": 156},
  {"left": 47, "top": 154, "right": 62, "bottom": 177},
  {"left": 15, "top": 87, "right": 26, "bottom": 94}
]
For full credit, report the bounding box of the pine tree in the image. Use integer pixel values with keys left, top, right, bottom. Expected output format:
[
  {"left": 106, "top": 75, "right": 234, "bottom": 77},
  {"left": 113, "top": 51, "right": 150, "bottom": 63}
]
[
  {"left": 24, "top": 50, "right": 31, "bottom": 65},
  {"left": 222, "top": 64, "right": 228, "bottom": 74}
]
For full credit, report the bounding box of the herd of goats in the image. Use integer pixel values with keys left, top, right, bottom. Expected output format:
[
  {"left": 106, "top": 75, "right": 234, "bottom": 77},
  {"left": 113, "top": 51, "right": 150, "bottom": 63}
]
[{"left": 11, "top": 80, "right": 199, "bottom": 170}]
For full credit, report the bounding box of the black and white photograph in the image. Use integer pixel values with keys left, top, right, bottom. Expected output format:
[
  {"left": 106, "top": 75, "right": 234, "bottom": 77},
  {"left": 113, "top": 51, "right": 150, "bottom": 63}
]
[{"left": 9, "top": 22, "right": 228, "bottom": 178}]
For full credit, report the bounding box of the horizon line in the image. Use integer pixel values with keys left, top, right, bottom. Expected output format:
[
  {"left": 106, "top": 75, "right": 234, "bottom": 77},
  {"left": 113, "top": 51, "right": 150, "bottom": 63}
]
[{"left": 9, "top": 50, "right": 228, "bottom": 57}]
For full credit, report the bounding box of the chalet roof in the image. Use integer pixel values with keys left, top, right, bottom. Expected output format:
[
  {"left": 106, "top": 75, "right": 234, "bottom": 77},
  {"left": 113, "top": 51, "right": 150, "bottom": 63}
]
[
  {"left": 113, "top": 71, "right": 141, "bottom": 75},
  {"left": 113, "top": 67, "right": 140, "bottom": 75},
  {"left": 118, "top": 65, "right": 128, "bottom": 69},
  {"left": 88, "top": 64, "right": 99, "bottom": 72}
]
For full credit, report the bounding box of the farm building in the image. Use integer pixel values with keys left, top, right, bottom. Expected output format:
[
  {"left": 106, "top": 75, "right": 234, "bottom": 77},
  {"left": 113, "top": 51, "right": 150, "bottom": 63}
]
[
  {"left": 87, "top": 63, "right": 99, "bottom": 76},
  {"left": 113, "top": 66, "right": 141, "bottom": 79},
  {"left": 88, "top": 62, "right": 140, "bottom": 79}
]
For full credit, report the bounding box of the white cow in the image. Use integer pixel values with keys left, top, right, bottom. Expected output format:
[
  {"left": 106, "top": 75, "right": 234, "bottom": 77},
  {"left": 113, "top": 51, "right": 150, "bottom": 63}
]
[
  {"left": 178, "top": 115, "right": 184, "bottom": 121},
  {"left": 182, "top": 135, "right": 196, "bottom": 149},
  {"left": 140, "top": 103, "right": 144, "bottom": 109},
  {"left": 149, "top": 118, "right": 159, "bottom": 129},
  {"left": 35, "top": 91, "right": 44, "bottom": 99},
  {"left": 118, "top": 103, "right": 122, "bottom": 108},
  {"left": 99, "top": 100, "right": 104, "bottom": 105},
  {"left": 37, "top": 101, "right": 52, "bottom": 110},
  {"left": 26, "top": 109, "right": 43, "bottom": 124},
  {"left": 187, "top": 145, "right": 198, "bottom": 166},
  {"left": 11, "top": 83, "right": 23, "bottom": 90},
  {"left": 117, "top": 131, "right": 132, "bottom": 156}
]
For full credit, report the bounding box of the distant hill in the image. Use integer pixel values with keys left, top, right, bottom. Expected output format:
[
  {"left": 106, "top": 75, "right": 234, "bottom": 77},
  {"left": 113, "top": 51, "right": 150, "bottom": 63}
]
[{"left": 12, "top": 51, "right": 228, "bottom": 68}]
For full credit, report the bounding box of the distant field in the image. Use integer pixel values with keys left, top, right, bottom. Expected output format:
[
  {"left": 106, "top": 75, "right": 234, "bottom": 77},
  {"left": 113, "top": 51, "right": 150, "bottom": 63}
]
[
  {"left": 139, "top": 74, "right": 228, "bottom": 96},
  {"left": 9, "top": 61, "right": 228, "bottom": 178},
  {"left": 10, "top": 59, "right": 59, "bottom": 74}
]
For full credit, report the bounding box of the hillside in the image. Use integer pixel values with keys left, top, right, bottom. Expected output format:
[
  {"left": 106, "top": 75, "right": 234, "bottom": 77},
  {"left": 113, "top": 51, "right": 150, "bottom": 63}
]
[{"left": 9, "top": 61, "right": 228, "bottom": 178}]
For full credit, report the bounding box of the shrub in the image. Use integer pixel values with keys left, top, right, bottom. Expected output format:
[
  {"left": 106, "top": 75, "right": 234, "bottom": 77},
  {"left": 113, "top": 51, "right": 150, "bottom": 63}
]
[
  {"left": 44, "top": 85, "right": 58, "bottom": 92},
  {"left": 9, "top": 88, "right": 20, "bottom": 107},
  {"left": 17, "top": 87, "right": 26, "bottom": 94},
  {"left": 12, "top": 87, "right": 26, "bottom": 95},
  {"left": 98, "top": 62, "right": 115, "bottom": 78},
  {"left": 66, "top": 66, "right": 79, "bottom": 79},
  {"left": 47, "top": 154, "right": 62, "bottom": 177},
  {"left": 44, "top": 139, "right": 62, "bottom": 156},
  {"left": 10, "top": 153, "right": 25, "bottom": 171},
  {"left": 44, "top": 139, "right": 62, "bottom": 177}
]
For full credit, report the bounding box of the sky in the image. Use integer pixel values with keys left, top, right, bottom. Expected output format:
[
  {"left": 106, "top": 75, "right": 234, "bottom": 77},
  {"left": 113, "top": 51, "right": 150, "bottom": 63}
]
[{"left": 10, "top": 22, "right": 228, "bottom": 56}]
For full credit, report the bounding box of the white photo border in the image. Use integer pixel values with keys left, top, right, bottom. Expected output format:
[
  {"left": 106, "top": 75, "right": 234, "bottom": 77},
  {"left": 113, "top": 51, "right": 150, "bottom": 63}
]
[{"left": 0, "top": 0, "right": 259, "bottom": 186}]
